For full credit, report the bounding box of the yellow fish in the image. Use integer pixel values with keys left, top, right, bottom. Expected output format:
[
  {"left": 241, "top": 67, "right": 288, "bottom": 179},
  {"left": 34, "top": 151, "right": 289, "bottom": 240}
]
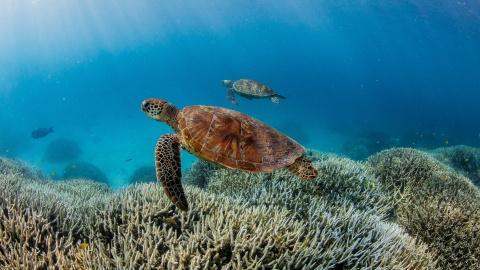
[
  {"left": 165, "top": 218, "right": 177, "bottom": 225},
  {"left": 5, "top": 150, "right": 8, "bottom": 153},
  {"left": 371, "top": 182, "right": 375, "bottom": 188},
  {"left": 52, "top": 172, "right": 56, "bottom": 176},
  {"left": 465, "top": 159, "right": 469, "bottom": 162},
  {"left": 445, "top": 141, "right": 449, "bottom": 144},
  {"left": 440, "top": 175, "right": 446, "bottom": 180},
  {"left": 78, "top": 243, "right": 88, "bottom": 250},
  {"left": 72, "top": 165, "right": 76, "bottom": 169}
]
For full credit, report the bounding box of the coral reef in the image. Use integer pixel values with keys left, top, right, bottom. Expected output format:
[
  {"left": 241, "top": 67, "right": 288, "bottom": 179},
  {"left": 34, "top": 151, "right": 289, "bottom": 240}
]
[
  {"left": 43, "top": 138, "right": 82, "bottom": 163},
  {"left": 0, "top": 156, "right": 438, "bottom": 269},
  {"left": 63, "top": 161, "right": 108, "bottom": 185},
  {"left": 368, "top": 148, "right": 480, "bottom": 269},
  {"left": 183, "top": 159, "right": 220, "bottom": 188},
  {"left": 430, "top": 145, "right": 480, "bottom": 187},
  {"left": 128, "top": 165, "right": 157, "bottom": 185}
]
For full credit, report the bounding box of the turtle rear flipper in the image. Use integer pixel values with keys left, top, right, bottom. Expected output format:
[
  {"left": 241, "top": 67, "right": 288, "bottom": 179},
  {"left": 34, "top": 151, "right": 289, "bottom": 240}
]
[
  {"left": 155, "top": 133, "right": 188, "bottom": 211},
  {"left": 286, "top": 157, "right": 318, "bottom": 180},
  {"left": 226, "top": 88, "right": 239, "bottom": 105},
  {"left": 270, "top": 96, "right": 281, "bottom": 104}
]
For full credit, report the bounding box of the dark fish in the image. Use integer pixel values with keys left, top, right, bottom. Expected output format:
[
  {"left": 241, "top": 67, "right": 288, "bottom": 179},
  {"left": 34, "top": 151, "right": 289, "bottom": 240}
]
[
  {"left": 31, "top": 126, "right": 54, "bottom": 139},
  {"left": 125, "top": 159, "right": 133, "bottom": 162}
]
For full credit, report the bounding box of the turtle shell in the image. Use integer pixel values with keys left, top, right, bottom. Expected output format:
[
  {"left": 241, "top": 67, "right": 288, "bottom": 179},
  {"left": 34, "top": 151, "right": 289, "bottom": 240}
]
[
  {"left": 177, "top": 105, "right": 305, "bottom": 172},
  {"left": 233, "top": 79, "right": 276, "bottom": 97}
]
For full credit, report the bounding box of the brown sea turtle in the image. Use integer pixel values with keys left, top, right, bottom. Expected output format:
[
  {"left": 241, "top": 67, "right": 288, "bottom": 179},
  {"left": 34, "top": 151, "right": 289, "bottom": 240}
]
[
  {"left": 141, "top": 98, "right": 318, "bottom": 211},
  {"left": 222, "top": 79, "right": 286, "bottom": 105}
]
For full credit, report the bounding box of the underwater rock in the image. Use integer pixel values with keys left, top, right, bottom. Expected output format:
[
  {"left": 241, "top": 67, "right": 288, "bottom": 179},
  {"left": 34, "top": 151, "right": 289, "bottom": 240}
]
[
  {"left": 128, "top": 165, "right": 156, "bottom": 185},
  {"left": 62, "top": 161, "right": 108, "bottom": 185},
  {"left": 43, "top": 138, "right": 82, "bottom": 163}
]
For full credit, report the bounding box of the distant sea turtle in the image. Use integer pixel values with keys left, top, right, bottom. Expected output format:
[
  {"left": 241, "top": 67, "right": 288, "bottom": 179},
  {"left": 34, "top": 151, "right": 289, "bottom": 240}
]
[
  {"left": 141, "top": 98, "right": 318, "bottom": 211},
  {"left": 221, "top": 79, "right": 286, "bottom": 105}
]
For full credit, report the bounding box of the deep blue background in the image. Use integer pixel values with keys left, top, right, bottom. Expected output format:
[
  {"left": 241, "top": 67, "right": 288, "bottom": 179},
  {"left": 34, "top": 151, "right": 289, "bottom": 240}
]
[{"left": 1, "top": 0, "right": 479, "bottom": 187}]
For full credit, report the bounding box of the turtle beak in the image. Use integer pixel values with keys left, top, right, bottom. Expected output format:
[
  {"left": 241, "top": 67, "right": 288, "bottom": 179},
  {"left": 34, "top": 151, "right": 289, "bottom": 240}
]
[{"left": 141, "top": 100, "right": 150, "bottom": 113}]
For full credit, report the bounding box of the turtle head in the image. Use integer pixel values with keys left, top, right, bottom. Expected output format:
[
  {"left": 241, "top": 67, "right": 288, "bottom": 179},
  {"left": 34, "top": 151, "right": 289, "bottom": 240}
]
[
  {"left": 141, "top": 99, "right": 179, "bottom": 129},
  {"left": 221, "top": 80, "right": 234, "bottom": 88}
]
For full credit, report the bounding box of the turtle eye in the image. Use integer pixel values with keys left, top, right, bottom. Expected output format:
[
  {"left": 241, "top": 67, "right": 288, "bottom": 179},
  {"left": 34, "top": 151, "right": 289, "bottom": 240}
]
[{"left": 142, "top": 100, "right": 150, "bottom": 111}]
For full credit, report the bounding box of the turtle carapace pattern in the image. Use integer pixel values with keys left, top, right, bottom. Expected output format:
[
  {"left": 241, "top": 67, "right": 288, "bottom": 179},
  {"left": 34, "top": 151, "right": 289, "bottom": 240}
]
[{"left": 141, "top": 98, "right": 317, "bottom": 211}]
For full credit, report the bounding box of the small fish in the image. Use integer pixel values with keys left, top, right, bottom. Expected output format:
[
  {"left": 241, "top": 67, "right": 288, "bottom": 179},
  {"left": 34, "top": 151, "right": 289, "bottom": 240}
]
[
  {"left": 78, "top": 243, "right": 88, "bottom": 250},
  {"left": 376, "top": 141, "right": 380, "bottom": 144},
  {"left": 371, "top": 182, "right": 375, "bottom": 188},
  {"left": 313, "top": 186, "right": 321, "bottom": 190},
  {"left": 31, "top": 126, "right": 54, "bottom": 139},
  {"left": 52, "top": 172, "right": 56, "bottom": 176},
  {"left": 72, "top": 165, "right": 76, "bottom": 169},
  {"left": 125, "top": 159, "right": 133, "bottom": 162},
  {"left": 440, "top": 175, "right": 446, "bottom": 179},
  {"left": 165, "top": 218, "right": 177, "bottom": 225},
  {"left": 465, "top": 159, "right": 469, "bottom": 162},
  {"left": 41, "top": 160, "right": 45, "bottom": 163},
  {"left": 5, "top": 150, "right": 8, "bottom": 153},
  {"left": 283, "top": 209, "right": 290, "bottom": 214},
  {"left": 12, "top": 158, "right": 15, "bottom": 161},
  {"left": 445, "top": 141, "right": 449, "bottom": 144}
]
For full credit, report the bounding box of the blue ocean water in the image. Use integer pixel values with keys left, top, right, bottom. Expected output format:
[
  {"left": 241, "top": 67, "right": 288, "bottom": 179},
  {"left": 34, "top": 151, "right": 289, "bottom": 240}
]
[{"left": 1, "top": 0, "right": 479, "bottom": 189}]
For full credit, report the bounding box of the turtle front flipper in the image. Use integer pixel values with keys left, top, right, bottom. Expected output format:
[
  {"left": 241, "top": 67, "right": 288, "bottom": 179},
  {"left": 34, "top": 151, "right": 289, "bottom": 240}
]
[
  {"left": 286, "top": 157, "right": 318, "bottom": 180},
  {"left": 226, "top": 88, "right": 239, "bottom": 105},
  {"left": 155, "top": 133, "right": 188, "bottom": 211}
]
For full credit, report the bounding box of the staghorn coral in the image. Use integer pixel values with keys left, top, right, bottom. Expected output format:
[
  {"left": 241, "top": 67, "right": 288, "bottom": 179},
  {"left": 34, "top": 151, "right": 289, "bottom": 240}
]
[
  {"left": 430, "top": 145, "right": 480, "bottom": 187},
  {"left": 0, "top": 156, "right": 437, "bottom": 269},
  {"left": 183, "top": 159, "right": 220, "bottom": 188},
  {"left": 396, "top": 189, "right": 480, "bottom": 269},
  {"left": 367, "top": 148, "right": 480, "bottom": 269},
  {"left": 206, "top": 150, "right": 391, "bottom": 219}
]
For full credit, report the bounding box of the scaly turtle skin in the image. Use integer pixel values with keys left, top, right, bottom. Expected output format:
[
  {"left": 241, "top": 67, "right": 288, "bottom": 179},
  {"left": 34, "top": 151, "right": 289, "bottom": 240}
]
[
  {"left": 141, "top": 98, "right": 318, "bottom": 211},
  {"left": 222, "top": 79, "right": 286, "bottom": 105}
]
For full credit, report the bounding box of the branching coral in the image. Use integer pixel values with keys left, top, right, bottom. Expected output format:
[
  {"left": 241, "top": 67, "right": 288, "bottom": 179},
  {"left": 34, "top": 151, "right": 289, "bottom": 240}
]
[
  {"left": 0, "top": 156, "right": 438, "bottom": 269},
  {"left": 183, "top": 159, "right": 219, "bottom": 188},
  {"left": 396, "top": 189, "right": 480, "bottom": 269},
  {"left": 367, "top": 148, "right": 480, "bottom": 269}
]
